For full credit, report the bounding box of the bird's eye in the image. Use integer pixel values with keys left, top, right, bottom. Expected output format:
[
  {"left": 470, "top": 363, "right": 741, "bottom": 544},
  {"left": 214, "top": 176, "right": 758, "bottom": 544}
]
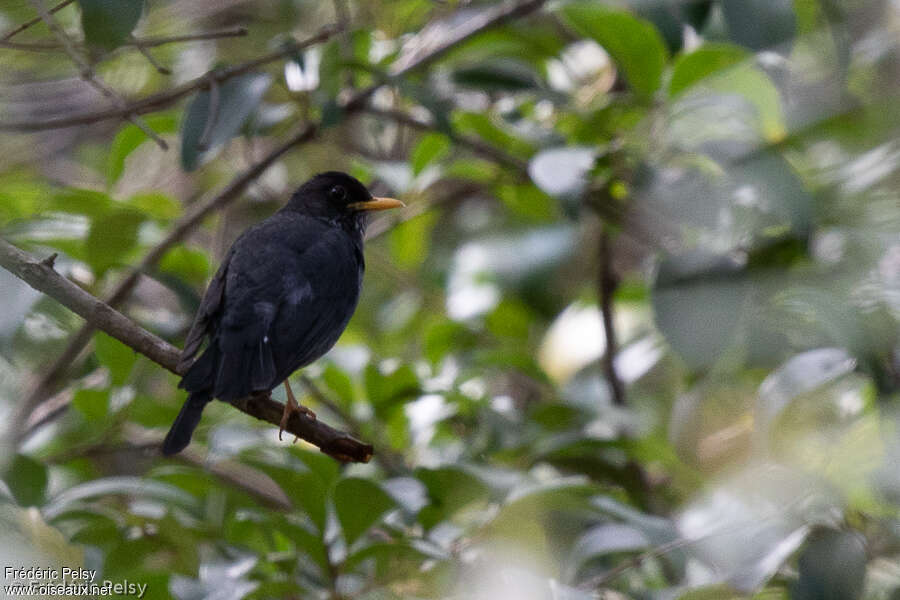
[{"left": 329, "top": 185, "right": 347, "bottom": 203}]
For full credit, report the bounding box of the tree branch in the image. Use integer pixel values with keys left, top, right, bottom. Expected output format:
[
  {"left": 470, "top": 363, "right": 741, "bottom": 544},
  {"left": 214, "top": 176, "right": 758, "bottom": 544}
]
[
  {"left": 19, "top": 125, "right": 319, "bottom": 438},
  {"left": 0, "top": 0, "right": 74, "bottom": 41},
  {"left": 0, "top": 238, "right": 374, "bottom": 463},
  {"left": 0, "top": 25, "right": 340, "bottom": 132},
  {"left": 0, "top": 27, "right": 249, "bottom": 52},
  {"left": 599, "top": 230, "right": 625, "bottom": 406}
]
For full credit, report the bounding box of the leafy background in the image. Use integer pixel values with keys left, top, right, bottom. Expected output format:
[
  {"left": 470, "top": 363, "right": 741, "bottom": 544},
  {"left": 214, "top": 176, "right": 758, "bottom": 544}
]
[{"left": 0, "top": 0, "right": 899, "bottom": 598}]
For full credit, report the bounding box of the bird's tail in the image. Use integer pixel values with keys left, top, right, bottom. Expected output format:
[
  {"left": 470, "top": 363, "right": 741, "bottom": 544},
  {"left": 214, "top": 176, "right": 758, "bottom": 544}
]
[{"left": 162, "top": 390, "right": 211, "bottom": 455}]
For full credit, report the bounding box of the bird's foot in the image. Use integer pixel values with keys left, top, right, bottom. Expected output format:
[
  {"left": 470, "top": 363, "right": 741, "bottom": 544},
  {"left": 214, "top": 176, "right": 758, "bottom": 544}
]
[{"left": 278, "top": 379, "right": 316, "bottom": 442}]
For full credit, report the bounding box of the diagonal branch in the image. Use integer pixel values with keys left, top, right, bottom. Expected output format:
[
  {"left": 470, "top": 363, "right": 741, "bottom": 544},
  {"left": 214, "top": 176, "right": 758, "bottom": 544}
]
[
  {"left": 0, "top": 238, "right": 373, "bottom": 463},
  {"left": 0, "top": 0, "right": 74, "bottom": 41},
  {"left": 19, "top": 125, "right": 319, "bottom": 437}
]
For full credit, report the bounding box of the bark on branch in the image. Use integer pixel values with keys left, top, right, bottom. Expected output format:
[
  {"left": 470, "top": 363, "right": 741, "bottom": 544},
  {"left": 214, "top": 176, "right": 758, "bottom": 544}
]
[{"left": 0, "top": 238, "right": 373, "bottom": 463}]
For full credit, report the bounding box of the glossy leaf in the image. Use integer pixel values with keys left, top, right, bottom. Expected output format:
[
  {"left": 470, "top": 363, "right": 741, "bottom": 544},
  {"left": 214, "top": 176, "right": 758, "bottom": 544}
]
[
  {"left": 181, "top": 73, "right": 273, "bottom": 171},
  {"left": 669, "top": 43, "right": 749, "bottom": 97},
  {"left": 78, "top": 0, "right": 144, "bottom": 50}
]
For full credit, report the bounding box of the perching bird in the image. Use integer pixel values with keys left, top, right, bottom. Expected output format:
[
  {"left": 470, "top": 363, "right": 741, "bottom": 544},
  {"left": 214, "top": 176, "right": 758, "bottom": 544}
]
[{"left": 162, "top": 172, "right": 403, "bottom": 455}]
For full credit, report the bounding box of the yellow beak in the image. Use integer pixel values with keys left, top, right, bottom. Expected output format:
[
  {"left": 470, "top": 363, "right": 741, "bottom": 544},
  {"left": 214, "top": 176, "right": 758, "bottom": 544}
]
[{"left": 349, "top": 197, "right": 405, "bottom": 212}]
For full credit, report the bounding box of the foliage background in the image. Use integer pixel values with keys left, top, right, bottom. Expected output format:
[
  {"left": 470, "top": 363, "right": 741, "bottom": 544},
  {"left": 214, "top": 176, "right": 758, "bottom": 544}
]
[{"left": 0, "top": 0, "right": 899, "bottom": 598}]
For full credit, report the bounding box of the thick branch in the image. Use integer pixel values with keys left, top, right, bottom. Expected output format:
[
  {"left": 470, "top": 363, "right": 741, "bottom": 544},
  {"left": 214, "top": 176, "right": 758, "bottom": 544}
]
[
  {"left": 19, "top": 125, "right": 319, "bottom": 436},
  {"left": 0, "top": 238, "right": 372, "bottom": 463}
]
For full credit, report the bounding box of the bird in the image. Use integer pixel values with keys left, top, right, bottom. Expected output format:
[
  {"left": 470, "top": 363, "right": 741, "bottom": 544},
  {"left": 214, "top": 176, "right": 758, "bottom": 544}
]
[{"left": 162, "top": 172, "right": 404, "bottom": 455}]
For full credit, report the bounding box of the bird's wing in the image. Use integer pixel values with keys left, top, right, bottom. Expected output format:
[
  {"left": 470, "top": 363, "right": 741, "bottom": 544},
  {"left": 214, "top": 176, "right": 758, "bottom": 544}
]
[
  {"left": 177, "top": 246, "right": 234, "bottom": 373},
  {"left": 210, "top": 216, "right": 360, "bottom": 399}
]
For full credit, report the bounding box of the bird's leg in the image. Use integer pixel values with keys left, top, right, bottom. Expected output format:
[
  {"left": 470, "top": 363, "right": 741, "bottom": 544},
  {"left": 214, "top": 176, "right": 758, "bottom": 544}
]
[{"left": 278, "top": 378, "right": 317, "bottom": 442}]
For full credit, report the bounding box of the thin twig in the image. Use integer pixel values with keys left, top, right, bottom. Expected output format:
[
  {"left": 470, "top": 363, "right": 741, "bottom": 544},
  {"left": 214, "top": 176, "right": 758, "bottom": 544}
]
[
  {"left": 132, "top": 40, "right": 171, "bottom": 75},
  {"left": 362, "top": 107, "right": 530, "bottom": 173},
  {"left": 29, "top": 0, "right": 169, "bottom": 150},
  {"left": 0, "top": 25, "right": 340, "bottom": 132},
  {"left": 599, "top": 230, "right": 625, "bottom": 406},
  {"left": 0, "top": 0, "right": 74, "bottom": 41},
  {"left": 0, "top": 238, "right": 373, "bottom": 463},
  {"left": 0, "top": 26, "right": 249, "bottom": 50}
]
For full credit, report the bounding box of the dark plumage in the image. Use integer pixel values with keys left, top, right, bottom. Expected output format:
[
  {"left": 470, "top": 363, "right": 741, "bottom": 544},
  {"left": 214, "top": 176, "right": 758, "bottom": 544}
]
[{"left": 162, "top": 172, "right": 403, "bottom": 455}]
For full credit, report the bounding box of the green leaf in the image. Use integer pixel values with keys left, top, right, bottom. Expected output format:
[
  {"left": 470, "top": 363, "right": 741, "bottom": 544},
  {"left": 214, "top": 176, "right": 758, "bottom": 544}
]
[
  {"left": 6, "top": 454, "right": 48, "bottom": 507},
  {"left": 85, "top": 208, "right": 145, "bottom": 276},
  {"left": 669, "top": 43, "right": 750, "bottom": 97},
  {"left": 45, "top": 188, "right": 112, "bottom": 219},
  {"left": 93, "top": 331, "right": 137, "bottom": 385},
  {"left": 720, "top": 0, "right": 796, "bottom": 51},
  {"left": 364, "top": 363, "right": 419, "bottom": 416},
  {"left": 452, "top": 112, "right": 535, "bottom": 158},
  {"left": 333, "top": 477, "right": 397, "bottom": 546},
  {"left": 106, "top": 115, "right": 177, "bottom": 185},
  {"left": 77, "top": 0, "right": 144, "bottom": 50},
  {"left": 793, "top": 529, "right": 867, "bottom": 600},
  {"left": 568, "top": 523, "right": 651, "bottom": 578},
  {"left": 452, "top": 59, "right": 542, "bottom": 92},
  {"left": 43, "top": 476, "right": 200, "bottom": 520},
  {"left": 415, "top": 465, "right": 491, "bottom": 529},
  {"left": 126, "top": 191, "right": 181, "bottom": 221},
  {"left": 158, "top": 244, "right": 211, "bottom": 285},
  {"left": 496, "top": 183, "right": 559, "bottom": 222},
  {"left": 411, "top": 132, "right": 451, "bottom": 175},
  {"left": 180, "top": 73, "right": 272, "bottom": 171},
  {"left": 71, "top": 388, "right": 109, "bottom": 422},
  {"left": 389, "top": 211, "right": 439, "bottom": 270},
  {"left": 321, "top": 364, "right": 355, "bottom": 406},
  {"left": 560, "top": 3, "right": 668, "bottom": 99}
]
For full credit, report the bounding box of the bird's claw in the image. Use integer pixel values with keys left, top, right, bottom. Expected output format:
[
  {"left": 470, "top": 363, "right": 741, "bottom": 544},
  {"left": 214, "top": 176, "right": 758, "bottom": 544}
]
[{"left": 278, "top": 379, "right": 316, "bottom": 442}]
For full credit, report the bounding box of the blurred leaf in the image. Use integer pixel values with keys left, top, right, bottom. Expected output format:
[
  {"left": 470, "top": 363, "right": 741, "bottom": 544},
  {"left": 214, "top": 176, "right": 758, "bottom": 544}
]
[
  {"left": 78, "top": 0, "right": 144, "bottom": 50},
  {"left": 757, "top": 348, "right": 856, "bottom": 440},
  {"left": 43, "top": 476, "right": 200, "bottom": 520},
  {"left": 793, "top": 529, "right": 866, "bottom": 600},
  {"left": 411, "top": 132, "right": 451, "bottom": 175},
  {"left": 126, "top": 191, "right": 181, "bottom": 222},
  {"left": 568, "top": 522, "right": 650, "bottom": 579},
  {"left": 5, "top": 454, "right": 48, "bottom": 507},
  {"left": 321, "top": 364, "right": 355, "bottom": 407},
  {"left": 94, "top": 331, "right": 137, "bottom": 385},
  {"left": 453, "top": 112, "right": 535, "bottom": 158},
  {"left": 181, "top": 73, "right": 272, "bottom": 171},
  {"left": 720, "top": 0, "right": 796, "bottom": 51},
  {"left": 670, "top": 43, "right": 749, "bottom": 97},
  {"left": 389, "top": 211, "right": 439, "bottom": 270},
  {"left": 72, "top": 388, "right": 109, "bottom": 423},
  {"left": 249, "top": 461, "right": 329, "bottom": 531},
  {"left": 415, "top": 465, "right": 492, "bottom": 530},
  {"left": 496, "top": 183, "right": 559, "bottom": 222},
  {"left": 44, "top": 188, "right": 112, "bottom": 219},
  {"left": 106, "top": 115, "right": 177, "bottom": 185},
  {"left": 158, "top": 244, "right": 211, "bottom": 285},
  {"left": 677, "top": 463, "right": 841, "bottom": 592},
  {"left": 85, "top": 208, "right": 144, "bottom": 276},
  {"left": 452, "top": 58, "right": 542, "bottom": 92},
  {"left": 561, "top": 3, "right": 668, "bottom": 99},
  {"left": 652, "top": 251, "right": 749, "bottom": 371},
  {"left": 333, "top": 477, "right": 397, "bottom": 546},
  {"left": 364, "top": 363, "right": 419, "bottom": 416}
]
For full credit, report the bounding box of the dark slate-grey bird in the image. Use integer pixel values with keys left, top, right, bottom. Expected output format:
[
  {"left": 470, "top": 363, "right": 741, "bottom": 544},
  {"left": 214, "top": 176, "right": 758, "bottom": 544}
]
[{"left": 162, "top": 172, "right": 403, "bottom": 455}]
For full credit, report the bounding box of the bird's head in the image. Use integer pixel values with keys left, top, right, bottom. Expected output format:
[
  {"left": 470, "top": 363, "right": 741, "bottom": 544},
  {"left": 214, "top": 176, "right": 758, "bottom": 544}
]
[{"left": 285, "top": 172, "right": 404, "bottom": 231}]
